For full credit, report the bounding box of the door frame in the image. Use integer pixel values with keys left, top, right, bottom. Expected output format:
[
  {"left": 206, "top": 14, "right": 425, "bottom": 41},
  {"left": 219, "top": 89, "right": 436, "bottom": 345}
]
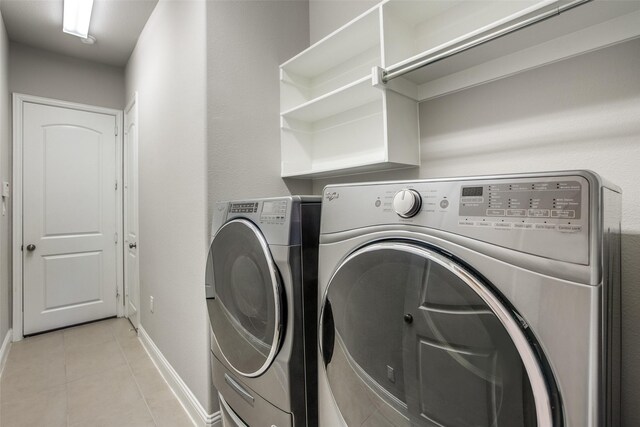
[
  {"left": 123, "top": 91, "right": 140, "bottom": 328},
  {"left": 12, "top": 93, "right": 124, "bottom": 341}
]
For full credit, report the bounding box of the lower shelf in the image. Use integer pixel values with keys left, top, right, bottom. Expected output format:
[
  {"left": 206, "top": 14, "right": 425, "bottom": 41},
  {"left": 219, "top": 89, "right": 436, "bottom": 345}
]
[{"left": 282, "top": 160, "right": 418, "bottom": 179}]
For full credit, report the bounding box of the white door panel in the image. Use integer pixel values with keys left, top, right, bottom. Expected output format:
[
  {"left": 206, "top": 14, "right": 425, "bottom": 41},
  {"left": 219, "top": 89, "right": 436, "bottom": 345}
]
[
  {"left": 124, "top": 94, "right": 140, "bottom": 329},
  {"left": 42, "top": 126, "right": 103, "bottom": 235},
  {"left": 23, "top": 102, "right": 118, "bottom": 335},
  {"left": 43, "top": 251, "right": 102, "bottom": 309}
]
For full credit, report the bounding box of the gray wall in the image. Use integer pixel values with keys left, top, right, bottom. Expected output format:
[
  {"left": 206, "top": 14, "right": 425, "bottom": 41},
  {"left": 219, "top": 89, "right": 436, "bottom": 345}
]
[
  {"left": 206, "top": 0, "right": 311, "bottom": 226},
  {"left": 309, "top": 9, "right": 640, "bottom": 425},
  {"left": 0, "top": 8, "right": 11, "bottom": 343},
  {"left": 9, "top": 42, "right": 125, "bottom": 110},
  {"left": 125, "top": 0, "right": 212, "bottom": 413}
]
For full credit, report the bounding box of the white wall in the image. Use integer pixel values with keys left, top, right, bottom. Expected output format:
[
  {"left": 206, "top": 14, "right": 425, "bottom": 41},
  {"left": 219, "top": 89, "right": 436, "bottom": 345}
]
[
  {"left": 125, "top": 0, "right": 212, "bottom": 413},
  {"left": 309, "top": 10, "right": 640, "bottom": 423},
  {"left": 206, "top": 0, "right": 311, "bottom": 224},
  {"left": 9, "top": 42, "right": 124, "bottom": 109},
  {"left": 0, "top": 9, "right": 11, "bottom": 342}
]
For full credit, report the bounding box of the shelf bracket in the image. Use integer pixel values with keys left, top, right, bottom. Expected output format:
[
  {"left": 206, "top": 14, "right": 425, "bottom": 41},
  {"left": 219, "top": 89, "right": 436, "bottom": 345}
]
[{"left": 371, "top": 66, "right": 386, "bottom": 89}]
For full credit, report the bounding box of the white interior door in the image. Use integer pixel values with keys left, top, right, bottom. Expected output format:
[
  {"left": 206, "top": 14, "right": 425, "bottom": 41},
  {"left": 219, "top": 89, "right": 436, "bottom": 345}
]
[
  {"left": 23, "top": 101, "right": 119, "bottom": 335},
  {"left": 124, "top": 94, "right": 140, "bottom": 330}
]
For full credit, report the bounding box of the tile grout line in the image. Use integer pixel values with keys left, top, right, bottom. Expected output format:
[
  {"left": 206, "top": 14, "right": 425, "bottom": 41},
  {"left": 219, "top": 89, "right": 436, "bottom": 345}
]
[
  {"left": 62, "top": 331, "right": 70, "bottom": 427},
  {"left": 113, "top": 323, "right": 160, "bottom": 427}
]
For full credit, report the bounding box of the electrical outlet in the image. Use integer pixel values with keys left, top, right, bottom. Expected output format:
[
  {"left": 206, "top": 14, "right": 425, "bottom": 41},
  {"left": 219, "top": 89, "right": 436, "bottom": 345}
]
[{"left": 150, "top": 296, "right": 154, "bottom": 313}]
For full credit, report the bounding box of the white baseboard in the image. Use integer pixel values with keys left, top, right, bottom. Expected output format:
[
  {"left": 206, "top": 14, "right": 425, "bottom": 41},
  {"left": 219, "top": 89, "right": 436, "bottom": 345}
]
[
  {"left": 0, "top": 329, "right": 12, "bottom": 377},
  {"left": 138, "top": 326, "right": 221, "bottom": 427}
]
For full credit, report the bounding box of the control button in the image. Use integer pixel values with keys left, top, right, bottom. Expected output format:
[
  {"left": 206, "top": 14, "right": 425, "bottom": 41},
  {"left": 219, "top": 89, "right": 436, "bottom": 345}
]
[
  {"left": 513, "top": 223, "right": 534, "bottom": 230},
  {"left": 439, "top": 199, "right": 449, "bottom": 209},
  {"left": 375, "top": 199, "right": 381, "bottom": 208},
  {"left": 458, "top": 220, "right": 474, "bottom": 227},
  {"left": 494, "top": 222, "right": 512, "bottom": 229},
  {"left": 475, "top": 221, "right": 493, "bottom": 227},
  {"left": 461, "top": 197, "right": 484, "bottom": 204},
  {"left": 534, "top": 224, "right": 556, "bottom": 231},
  {"left": 486, "top": 209, "right": 505, "bottom": 217},
  {"left": 528, "top": 209, "right": 550, "bottom": 218},
  {"left": 393, "top": 189, "right": 422, "bottom": 218},
  {"left": 506, "top": 209, "right": 527, "bottom": 217},
  {"left": 551, "top": 210, "right": 576, "bottom": 219},
  {"left": 558, "top": 225, "right": 582, "bottom": 233}
]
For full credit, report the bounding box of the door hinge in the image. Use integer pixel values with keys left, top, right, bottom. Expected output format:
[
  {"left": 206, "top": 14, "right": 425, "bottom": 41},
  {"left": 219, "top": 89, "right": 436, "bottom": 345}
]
[
  {"left": 115, "top": 126, "right": 118, "bottom": 136},
  {"left": 116, "top": 285, "right": 120, "bottom": 299},
  {"left": 115, "top": 180, "right": 118, "bottom": 190},
  {"left": 114, "top": 233, "right": 118, "bottom": 244}
]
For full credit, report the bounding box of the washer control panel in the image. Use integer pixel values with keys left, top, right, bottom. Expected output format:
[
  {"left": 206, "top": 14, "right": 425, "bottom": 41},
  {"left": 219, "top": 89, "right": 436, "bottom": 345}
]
[{"left": 321, "top": 174, "right": 594, "bottom": 265}]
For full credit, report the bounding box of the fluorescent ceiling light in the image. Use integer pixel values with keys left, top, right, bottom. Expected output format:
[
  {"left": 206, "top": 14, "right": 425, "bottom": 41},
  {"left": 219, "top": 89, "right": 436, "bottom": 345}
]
[{"left": 63, "top": 0, "right": 94, "bottom": 38}]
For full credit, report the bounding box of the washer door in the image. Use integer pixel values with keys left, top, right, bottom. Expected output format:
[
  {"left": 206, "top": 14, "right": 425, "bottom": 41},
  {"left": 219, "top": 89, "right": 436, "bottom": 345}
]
[
  {"left": 320, "top": 242, "right": 558, "bottom": 427},
  {"left": 206, "top": 219, "right": 283, "bottom": 377}
]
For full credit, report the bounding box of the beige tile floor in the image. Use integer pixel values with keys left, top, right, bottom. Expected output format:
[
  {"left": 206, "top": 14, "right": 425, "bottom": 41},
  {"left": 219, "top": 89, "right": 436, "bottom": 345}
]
[{"left": 0, "top": 318, "right": 194, "bottom": 427}]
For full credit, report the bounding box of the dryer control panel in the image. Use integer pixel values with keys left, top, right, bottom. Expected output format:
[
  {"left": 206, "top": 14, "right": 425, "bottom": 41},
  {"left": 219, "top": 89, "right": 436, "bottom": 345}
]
[
  {"left": 213, "top": 199, "right": 292, "bottom": 246},
  {"left": 321, "top": 173, "right": 596, "bottom": 265},
  {"left": 213, "top": 196, "right": 321, "bottom": 247}
]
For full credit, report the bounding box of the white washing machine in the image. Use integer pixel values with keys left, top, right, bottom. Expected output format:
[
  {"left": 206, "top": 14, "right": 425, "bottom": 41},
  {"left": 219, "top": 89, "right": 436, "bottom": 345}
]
[
  {"left": 205, "top": 196, "right": 321, "bottom": 427},
  {"left": 317, "top": 171, "right": 621, "bottom": 427}
]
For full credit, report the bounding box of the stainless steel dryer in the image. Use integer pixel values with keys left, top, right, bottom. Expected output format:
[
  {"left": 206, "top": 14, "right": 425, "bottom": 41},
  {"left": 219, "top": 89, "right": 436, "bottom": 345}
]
[
  {"left": 317, "top": 171, "right": 621, "bottom": 427},
  {"left": 206, "top": 196, "right": 321, "bottom": 427}
]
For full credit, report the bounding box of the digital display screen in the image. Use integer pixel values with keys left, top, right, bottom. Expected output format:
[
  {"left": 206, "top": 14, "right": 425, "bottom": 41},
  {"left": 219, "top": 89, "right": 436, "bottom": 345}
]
[
  {"left": 262, "top": 201, "right": 281, "bottom": 215},
  {"left": 260, "top": 201, "right": 287, "bottom": 222},
  {"left": 462, "top": 187, "right": 483, "bottom": 197}
]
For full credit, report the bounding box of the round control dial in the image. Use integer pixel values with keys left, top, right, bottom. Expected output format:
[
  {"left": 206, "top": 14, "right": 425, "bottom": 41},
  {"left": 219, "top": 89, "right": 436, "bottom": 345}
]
[{"left": 393, "top": 189, "right": 422, "bottom": 218}]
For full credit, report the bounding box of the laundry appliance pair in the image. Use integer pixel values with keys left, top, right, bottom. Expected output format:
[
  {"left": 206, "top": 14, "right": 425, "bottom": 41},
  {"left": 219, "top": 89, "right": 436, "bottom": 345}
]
[{"left": 206, "top": 171, "right": 621, "bottom": 427}]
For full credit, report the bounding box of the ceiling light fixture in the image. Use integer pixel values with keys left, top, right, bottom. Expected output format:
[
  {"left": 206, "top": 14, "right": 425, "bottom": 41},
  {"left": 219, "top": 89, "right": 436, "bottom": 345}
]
[
  {"left": 81, "top": 35, "right": 97, "bottom": 45},
  {"left": 63, "top": 0, "right": 94, "bottom": 39}
]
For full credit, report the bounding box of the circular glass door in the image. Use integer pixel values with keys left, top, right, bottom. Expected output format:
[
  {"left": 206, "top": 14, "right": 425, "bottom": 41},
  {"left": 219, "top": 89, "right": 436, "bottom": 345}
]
[
  {"left": 320, "top": 241, "right": 559, "bottom": 427},
  {"left": 206, "top": 219, "right": 283, "bottom": 377}
]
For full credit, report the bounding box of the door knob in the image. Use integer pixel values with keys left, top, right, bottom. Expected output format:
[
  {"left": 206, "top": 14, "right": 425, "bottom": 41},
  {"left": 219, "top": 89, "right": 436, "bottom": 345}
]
[
  {"left": 129, "top": 243, "right": 137, "bottom": 249},
  {"left": 26, "top": 244, "right": 36, "bottom": 252}
]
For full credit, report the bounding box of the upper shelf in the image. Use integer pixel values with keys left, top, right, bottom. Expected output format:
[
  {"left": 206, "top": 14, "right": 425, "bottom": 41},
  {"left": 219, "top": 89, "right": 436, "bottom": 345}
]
[
  {"left": 382, "top": 0, "right": 640, "bottom": 100},
  {"left": 279, "top": 7, "right": 382, "bottom": 112},
  {"left": 280, "top": 7, "right": 382, "bottom": 111},
  {"left": 281, "top": 76, "right": 379, "bottom": 123},
  {"left": 281, "top": 7, "right": 380, "bottom": 78}
]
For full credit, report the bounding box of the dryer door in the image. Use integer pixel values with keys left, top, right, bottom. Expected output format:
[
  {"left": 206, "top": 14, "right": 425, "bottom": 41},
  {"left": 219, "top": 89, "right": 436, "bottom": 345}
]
[
  {"left": 206, "top": 219, "right": 283, "bottom": 377},
  {"left": 320, "top": 241, "right": 559, "bottom": 427}
]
